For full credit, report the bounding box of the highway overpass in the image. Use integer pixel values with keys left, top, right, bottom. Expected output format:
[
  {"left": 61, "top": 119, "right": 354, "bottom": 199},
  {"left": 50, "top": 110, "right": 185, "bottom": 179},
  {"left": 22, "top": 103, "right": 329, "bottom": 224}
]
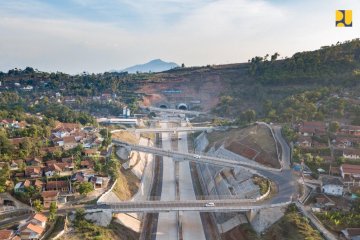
[
  {"left": 111, "top": 126, "right": 214, "bottom": 134},
  {"left": 112, "top": 139, "right": 280, "bottom": 172},
  {"left": 144, "top": 106, "right": 205, "bottom": 116},
  {"left": 97, "top": 199, "right": 292, "bottom": 213}
]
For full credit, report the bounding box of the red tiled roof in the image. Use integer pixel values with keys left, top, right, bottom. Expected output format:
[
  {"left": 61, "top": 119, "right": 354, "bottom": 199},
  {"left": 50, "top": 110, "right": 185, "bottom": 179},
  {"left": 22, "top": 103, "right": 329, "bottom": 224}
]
[
  {"left": 46, "top": 181, "right": 68, "bottom": 190},
  {"left": 25, "top": 167, "right": 42, "bottom": 175},
  {"left": 34, "top": 179, "right": 43, "bottom": 188},
  {"left": 62, "top": 136, "right": 76, "bottom": 144},
  {"left": 83, "top": 149, "right": 98, "bottom": 155},
  {"left": 0, "top": 229, "right": 13, "bottom": 239},
  {"left": 80, "top": 160, "right": 93, "bottom": 167},
  {"left": 32, "top": 213, "right": 47, "bottom": 223},
  {"left": 345, "top": 228, "right": 360, "bottom": 237},
  {"left": 44, "top": 163, "right": 62, "bottom": 172},
  {"left": 343, "top": 148, "right": 360, "bottom": 155},
  {"left": 340, "top": 125, "right": 360, "bottom": 131},
  {"left": 341, "top": 164, "right": 360, "bottom": 175},
  {"left": 25, "top": 223, "right": 44, "bottom": 235},
  {"left": 41, "top": 190, "right": 59, "bottom": 199}
]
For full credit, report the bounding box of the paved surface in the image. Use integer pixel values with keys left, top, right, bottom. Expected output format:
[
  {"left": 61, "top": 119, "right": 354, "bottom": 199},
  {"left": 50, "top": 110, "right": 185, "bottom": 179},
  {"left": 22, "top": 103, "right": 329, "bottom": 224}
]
[
  {"left": 112, "top": 124, "right": 297, "bottom": 207},
  {"left": 145, "top": 106, "right": 205, "bottom": 116},
  {"left": 156, "top": 122, "right": 178, "bottom": 240},
  {"left": 273, "top": 125, "right": 291, "bottom": 169},
  {"left": 113, "top": 140, "right": 280, "bottom": 172},
  {"left": 114, "top": 126, "right": 214, "bottom": 133},
  {"left": 178, "top": 128, "right": 206, "bottom": 240},
  {"left": 99, "top": 199, "right": 291, "bottom": 212}
]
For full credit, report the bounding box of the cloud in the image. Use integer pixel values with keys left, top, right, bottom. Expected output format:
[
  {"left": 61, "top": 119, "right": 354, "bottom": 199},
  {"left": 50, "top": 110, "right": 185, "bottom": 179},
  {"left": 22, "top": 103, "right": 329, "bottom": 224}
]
[{"left": 0, "top": 0, "right": 359, "bottom": 73}]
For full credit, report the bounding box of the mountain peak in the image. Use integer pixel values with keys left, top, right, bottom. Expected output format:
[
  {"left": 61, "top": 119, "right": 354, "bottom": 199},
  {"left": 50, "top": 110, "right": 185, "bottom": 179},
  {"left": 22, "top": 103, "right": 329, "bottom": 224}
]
[{"left": 120, "top": 59, "right": 179, "bottom": 73}]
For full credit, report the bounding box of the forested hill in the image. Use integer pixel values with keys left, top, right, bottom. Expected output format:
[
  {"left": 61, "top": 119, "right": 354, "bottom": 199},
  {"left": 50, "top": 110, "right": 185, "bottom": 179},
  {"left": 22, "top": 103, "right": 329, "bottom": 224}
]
[
  {"left": 1, "top": 39, "right": 360, "bottom": 121},
  {"left": 247, "top": 38, "right": 360, "bottom": 86}
]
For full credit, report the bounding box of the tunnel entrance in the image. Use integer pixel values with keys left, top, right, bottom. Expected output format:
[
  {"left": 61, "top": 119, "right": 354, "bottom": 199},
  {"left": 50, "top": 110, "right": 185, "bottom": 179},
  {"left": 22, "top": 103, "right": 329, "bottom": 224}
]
[
  {"left": 159, "top": 104, "right": 168, "bottom": 109},
  {"left": 177, "top": 103, "right": 188, "bottom": 110}
]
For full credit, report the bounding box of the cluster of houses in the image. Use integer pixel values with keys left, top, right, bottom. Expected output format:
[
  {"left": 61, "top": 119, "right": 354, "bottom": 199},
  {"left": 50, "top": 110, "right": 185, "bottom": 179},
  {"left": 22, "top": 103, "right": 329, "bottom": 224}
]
[
  {"left": 51, "top": 122, "right": 103, "bottom": 150},
  {"left": 297, "top": 121, "right": 360, "bottom": 159},
  {"left": 296, "top": 121, "right": 360, "bottom": 196},
  {"left": 0, "top": 120, "right": 111, "bottom": 208},
  {"left": 296, "top": 121, "right": 360, "bottom": 237},
  {"left": 295, "top": 121, "right": 360, "bottom": 176},
  {"left": 0, "top": 213, "right": 48, "bottom": 240},
  {"left": 11, "top": 154, "right": 109, "bottom": 208}
]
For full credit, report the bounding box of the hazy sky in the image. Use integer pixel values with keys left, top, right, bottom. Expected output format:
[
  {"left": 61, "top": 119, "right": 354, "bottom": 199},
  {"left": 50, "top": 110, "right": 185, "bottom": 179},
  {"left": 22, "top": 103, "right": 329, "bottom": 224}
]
[{"left": 0, "top": 0, "right": 359, "bottom": 74}]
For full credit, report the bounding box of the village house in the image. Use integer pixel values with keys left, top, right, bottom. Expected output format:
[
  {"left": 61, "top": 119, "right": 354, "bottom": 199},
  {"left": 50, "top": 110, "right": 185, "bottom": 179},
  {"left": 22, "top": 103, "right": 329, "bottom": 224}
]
[
  {"left": 89, "top": 176, "right": 104, "bottom": 188},
  {"left": 339, "top": 125, "right": 360, "bottom": 136},
  {"left": 25, "top": 157, "right": 42, "bottom": 167},
  {"left": 333, "top": 137, "right": 360, "bottom": 148},
  {"left": 0, "top": 229, "right": 19, "bottom": 240},
  {"left": 10, "top": 160, "right": 23, "bottom": 171},
  {"left": 82, "top": 148, "right": 99, "bottom": 157},
  {"left": 314, "top": 194, "right": 336, "bottom": 210},
  {"left": 80, "top": 160, "right": 93, "bottom": 169},
  {"left": 45, "top": 180, "right": 70, "bottom": 192},
  {"left": 39, "top": 146, "right": 61, "bottom": 155},
  {"left": 24, "top": 167, "right": 42, "bottom": 178},
  {"left": 53, "top": 122, "right": 80, "bottom": 135},
  {"left": 298, "top": 121, "right": 326, "bottom": 136},
  {"left": 342, "top": 148, "right": 360, "bottom": 160},
  {"left": 44, "top": 163, "right": 62, "bottom": 177},
  {"left": 296, "top": 136, "right": 312, "bottom": 148},
  {"left": 61, "top": 158, "right": 75, "bottom": 171},
  {"left": 0, "top": 119, "right": 18, "bottom": 128},
  {"left": 14, "top": 179, "right": 43, "bottom": 193},
  {"left": 41, "top": 190, "right": 59, "bottom": 208},
  {"left": 321, "top": 176, "right": 343, "bottom": 196},
  {"left": 19, "top": 213, "right": 47, "bottom": 240},
  {"left": 340, "top": 164, "right": 360, "bottom": 181},
  {"left": 14, "top": 180, "right": 31, "bottom": 193},
  {"left": 63, "top": 136, "right": 78, "bottom": 150},
  {"left": 29, "top": 213, "right": 47, "bottom": 228},
  {"left": 340, "top": 228, "right": 360, "bottom": 240}
]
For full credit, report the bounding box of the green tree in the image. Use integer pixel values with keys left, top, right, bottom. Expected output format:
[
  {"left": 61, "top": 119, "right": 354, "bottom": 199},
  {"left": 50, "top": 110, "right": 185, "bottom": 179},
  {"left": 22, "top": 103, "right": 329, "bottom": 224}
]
[
  {"left": 271, "top": 52, "right": 280, "bottom": 61},
  {"left": 49, "top": 202, "right": 57, "bottom": 221},
  {"left": 33, "top": 199, "right": 43, "bottom": 212},
  {"left": 0, "top": 164, "right": 10, "bottom": 193},
  {"left": 74, "top": 208, "right": 86, "bottom": 227},
  {"left": 0, "top": 130, "right": 13, "bottom": 157},
  {"left": 242, "top": 109, "right": 256, "bottom": 123},
  {"left": 78, "top": 182, "right": 94, "bottom": 195},
  {"left": 329, "top": 121, "right": 340, "bottom": 133},
  {"left": 104, "top": 157, "right": 120, "bottom": 180}
]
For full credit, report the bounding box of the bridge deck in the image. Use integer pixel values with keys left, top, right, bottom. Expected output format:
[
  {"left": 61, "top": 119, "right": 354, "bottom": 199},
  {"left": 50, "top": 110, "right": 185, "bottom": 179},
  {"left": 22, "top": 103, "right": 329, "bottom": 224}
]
[
  {"left": 112, "top": 139, "right": 280, "bottom": 172},
  {"left": 97, "top": 200, "right": 291, "bottom": 212}
]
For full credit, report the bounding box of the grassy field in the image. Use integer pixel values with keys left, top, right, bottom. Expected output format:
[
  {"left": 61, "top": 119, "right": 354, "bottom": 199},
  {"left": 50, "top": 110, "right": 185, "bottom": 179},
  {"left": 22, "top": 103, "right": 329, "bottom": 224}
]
[
  {"left": 263, "top": 205, "right": 323, "bottom": 240},
  {"left": 58, "top": 218, "right": 139, "bottom": 240},
  {"left": 112, "top": 168, "right": 140, "bottom": 200},
  {"left": 112, "top": 131, "right": 139, "bottom": 144}
]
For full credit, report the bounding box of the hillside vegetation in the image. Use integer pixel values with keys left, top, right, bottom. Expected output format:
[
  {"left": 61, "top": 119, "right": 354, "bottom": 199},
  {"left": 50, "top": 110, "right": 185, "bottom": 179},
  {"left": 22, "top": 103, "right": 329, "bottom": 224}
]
[{"left": 1, "top": 39, "right": 360, "bottom": 122}]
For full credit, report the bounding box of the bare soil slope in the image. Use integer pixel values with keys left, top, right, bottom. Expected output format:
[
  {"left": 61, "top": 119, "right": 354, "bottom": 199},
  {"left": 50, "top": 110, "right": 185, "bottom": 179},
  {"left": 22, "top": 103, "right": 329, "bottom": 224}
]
[{"left": 206, "top": 125, "right": 280, "bottom": 168}]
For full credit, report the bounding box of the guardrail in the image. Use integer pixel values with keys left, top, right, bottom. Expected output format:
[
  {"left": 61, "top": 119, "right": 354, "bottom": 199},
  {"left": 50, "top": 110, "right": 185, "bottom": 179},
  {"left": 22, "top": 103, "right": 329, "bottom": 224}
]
[{"left": 98, "top": 199, "right": 292, "bottom": 213}]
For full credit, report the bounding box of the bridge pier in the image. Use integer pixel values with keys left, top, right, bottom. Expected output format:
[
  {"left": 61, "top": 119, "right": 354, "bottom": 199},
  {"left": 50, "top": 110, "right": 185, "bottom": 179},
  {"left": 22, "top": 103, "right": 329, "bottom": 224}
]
[
  {"left": 245, "top": 209, "right": 259, "bottom": 222},
  {"left": 246, "top": 207, "right": 285, "bottom": 234}
]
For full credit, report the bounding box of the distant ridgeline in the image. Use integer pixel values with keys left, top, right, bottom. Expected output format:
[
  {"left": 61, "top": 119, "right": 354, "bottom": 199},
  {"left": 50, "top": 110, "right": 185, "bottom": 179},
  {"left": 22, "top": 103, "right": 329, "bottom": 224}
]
[{"left": 247, "top": 39, "right": 360, "bottom": 86}]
